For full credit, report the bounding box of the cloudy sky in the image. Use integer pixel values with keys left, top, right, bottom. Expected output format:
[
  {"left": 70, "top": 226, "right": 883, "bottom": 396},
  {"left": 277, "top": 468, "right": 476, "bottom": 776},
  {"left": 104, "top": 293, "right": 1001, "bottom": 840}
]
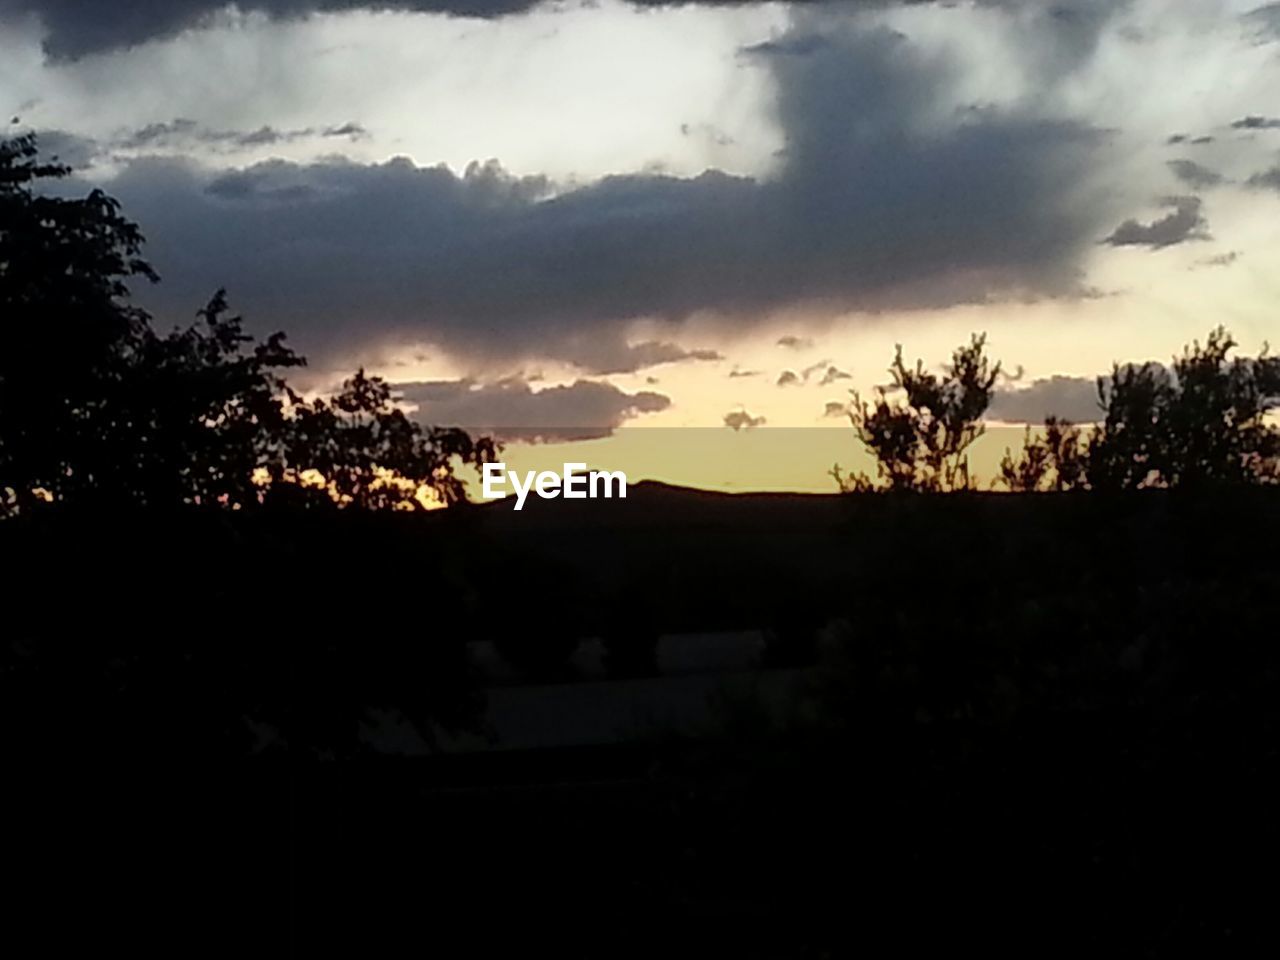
[{"left": 4, "top": 0, "right": 1280, "bottom": 487}]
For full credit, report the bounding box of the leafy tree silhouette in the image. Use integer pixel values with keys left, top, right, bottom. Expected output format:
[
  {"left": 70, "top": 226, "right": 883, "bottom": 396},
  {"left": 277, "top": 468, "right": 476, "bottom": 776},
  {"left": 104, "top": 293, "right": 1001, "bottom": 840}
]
[
  {"left": 1, "top": 133, "right": 157, "bottom": 514},
  {"left": 834, "top": 334, "right": 1001, "bottom": 492},
  {"left": 1089, "top": 327, "right": 1280, "bottom": 489},
  {"left": 0, "top": 134, "right": 496, "bottom": 516},
  {"left": 273, "top": 365, "right": 496, "bottom": 511},
  {"left": 1001, "top": 328, "right": 1280, "bottom": 491}
]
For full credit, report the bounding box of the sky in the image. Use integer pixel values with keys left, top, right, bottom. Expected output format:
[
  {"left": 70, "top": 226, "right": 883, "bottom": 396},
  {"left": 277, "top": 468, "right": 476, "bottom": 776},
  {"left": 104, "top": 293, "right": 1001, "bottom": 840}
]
[{"left": 4, "top": 0, "right": 1280, "bottom": 491}]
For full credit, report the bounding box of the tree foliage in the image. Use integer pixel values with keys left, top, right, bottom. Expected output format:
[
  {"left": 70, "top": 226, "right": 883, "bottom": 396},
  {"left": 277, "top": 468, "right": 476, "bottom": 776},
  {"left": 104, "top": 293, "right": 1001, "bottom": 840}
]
[
  {"left": 836, "top": 334, "right": 1000, "bottom": 493},
  {"left": 273, "top": 366, "right": 496, "bottom": 511},
  {"left": 998, "top": 417, "right": 1089, "bottom": 493},
  {"left": 1087, "top": 327, "right": 1280, "bottom": 489},
  {"left": 1000, "top": 327, "right": 1280, "bottom": 492},
  {"left": 1, "top": 134, "right": 157, "bottom": 513},
  {"left": 0, "top": 134, "right": 496, "bottom": 517}
]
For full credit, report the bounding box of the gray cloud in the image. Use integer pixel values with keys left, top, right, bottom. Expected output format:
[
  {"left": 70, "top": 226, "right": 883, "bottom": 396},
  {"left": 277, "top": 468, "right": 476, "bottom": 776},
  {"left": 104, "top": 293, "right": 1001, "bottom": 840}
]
[
  {"left": 777, "top": 335, "right": 814, "bottom": 350},
  {"left": 58, "top": 16, "right": 1114, "bottom": 372},
  {"left": 1, "top": 1, "right": 526, "bottom": 60},
  {"left": 119, "top": 118, "right": 200, "bottom": 149},
  {"left": 818, "top": 365, "right": 851, "bottom": 385},
  {"left": 728, "top": 368, "right": 760, "bottom": 378},
  {"left": 1247, "top": 166, "right": 1280, "bottom": 191},
  {"left": 1102, "top": 196, "right": 1209, "bottom": 249},
  {"left": 394, "top": 376, "right": 670, "bottom": 442},
  {"left": 1167, "top": 159, "right": 1224, "bottom": 189},
  {"left": 1231, "top": 115, "right": 1280, "bottom": 130},
  {"left": 1192, "top": 250, "right": 1240, "bottom": 269},
  {"left": 987, "top": 375, "right": 1103, "bottom": 424},
  {"left": 574, "top": 341, "right": 722, "bottom": 376},
  {"left": 776, "top": 370, "right": 801, "bottom": 387},
  {"left": 800, "top": 359, "right": 830, "bottom": 380},
  {"left": 30, "top": 128, "right": 100, "bottom": 168},
  {"left": 1246, "top": 3, "right": 1280, "bottom": 41},
  {"left": 724, "top": 409, "right": 766, "bottom": 430},
  {"left": 115, "top": 117, "right": 368, "bottom": 151},
  {"left": 323, "top": 122, "right": 369, "bottom": 140},
  {"left": 2, "top": 1, "right": 944, "bottom": 60},
  {"left": 822, "top": 400, "right": 849, "bottom": 418}
]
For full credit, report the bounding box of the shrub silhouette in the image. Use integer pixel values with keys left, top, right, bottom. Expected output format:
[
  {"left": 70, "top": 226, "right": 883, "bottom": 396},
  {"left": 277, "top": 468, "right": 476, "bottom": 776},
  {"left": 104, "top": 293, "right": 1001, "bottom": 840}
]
[{"left": 998, "top": 417, "right": 1089, "bottom": 492}]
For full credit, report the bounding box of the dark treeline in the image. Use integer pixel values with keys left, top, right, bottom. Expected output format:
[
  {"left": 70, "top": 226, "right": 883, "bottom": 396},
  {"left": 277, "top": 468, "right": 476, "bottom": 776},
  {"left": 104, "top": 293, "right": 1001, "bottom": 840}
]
[{"left": 4, "top": 135, "right": 1280, "bottom": 956}]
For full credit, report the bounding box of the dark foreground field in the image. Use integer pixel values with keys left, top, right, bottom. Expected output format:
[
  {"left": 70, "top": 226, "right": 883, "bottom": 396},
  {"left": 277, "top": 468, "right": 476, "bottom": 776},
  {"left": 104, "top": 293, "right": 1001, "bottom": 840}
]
[{"left": 4, "top": 486, "right": 1279, "bottom": 956}]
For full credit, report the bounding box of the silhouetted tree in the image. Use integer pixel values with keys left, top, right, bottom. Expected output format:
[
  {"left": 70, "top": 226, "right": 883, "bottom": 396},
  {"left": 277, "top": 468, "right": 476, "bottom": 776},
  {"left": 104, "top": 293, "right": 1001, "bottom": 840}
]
[
  {"left": 272, "top": 367, "right": 496, "bottom": 511},
  {"left": 1, "top": 133, "right": 157, "bottom": 515},
  {"left": 0, "top": 135, "right": 496, "bottom": 515},
  {"left": 1001, "top": 328, "right": 1280, "bottom": 491},
  {"left": 835, "top": 334, "right": 1000, "bottom": 492},
  {"left": 1089, "top": 327, "right": 1280, "bottom": 489}
]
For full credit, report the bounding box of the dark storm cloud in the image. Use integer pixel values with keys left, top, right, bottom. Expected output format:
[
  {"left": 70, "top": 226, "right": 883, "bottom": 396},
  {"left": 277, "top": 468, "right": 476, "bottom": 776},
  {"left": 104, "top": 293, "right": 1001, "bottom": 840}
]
[
  {"left": 0, "top": 1, "right": 520, "bottom": 60},
  {"left": 1167, "top": 160, "right": 1224, "bottom": 190},
  {"left": 724, "top": 410, "right": 766, "bottom": 430},
  {"left": 987, "top": 375, "right": 1103, "bottom": 424},
  {"left": 1102, "top": 196, "right": 1209, "bottom": 249},
  {"left": 393, "top": 377, "right": 670, "bottom": 442},
  {"left": 68, "top": 17, "right": 1113, "bottom": 371},
  {"left": 2, "top": 0, "right": 1123, "bottom": 59},
  {"left": 3, "top": 0, "right": 913, "bottom": 59}
]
